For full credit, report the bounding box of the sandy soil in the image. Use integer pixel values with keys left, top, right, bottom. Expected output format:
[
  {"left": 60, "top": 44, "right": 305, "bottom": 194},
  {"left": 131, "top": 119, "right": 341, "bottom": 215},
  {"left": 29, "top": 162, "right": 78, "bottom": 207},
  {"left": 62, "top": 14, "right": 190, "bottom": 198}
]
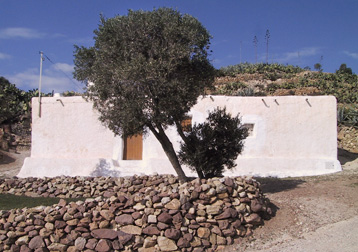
[{"left": 1, "top": 148, "right": 358, "bottom": 251}]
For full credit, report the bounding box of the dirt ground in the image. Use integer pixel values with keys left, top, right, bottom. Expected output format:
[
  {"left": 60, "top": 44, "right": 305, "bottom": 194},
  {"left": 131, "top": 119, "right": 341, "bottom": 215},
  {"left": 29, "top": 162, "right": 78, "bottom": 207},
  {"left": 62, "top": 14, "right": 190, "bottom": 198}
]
[
  {"left": 227, "top": 148, "right": 358, "bottom": 252},
  {"left": 0, "top": 149, "right": 30, "bottom": 177},
  {"left": 1, "top": 148, "right": 358, "bottom": 251}
]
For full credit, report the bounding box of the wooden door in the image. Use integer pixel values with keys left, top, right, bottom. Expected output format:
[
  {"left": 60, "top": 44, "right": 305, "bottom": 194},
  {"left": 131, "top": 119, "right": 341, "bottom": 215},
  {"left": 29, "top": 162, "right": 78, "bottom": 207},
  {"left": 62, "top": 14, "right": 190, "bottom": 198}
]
[
  {"left": 181, "top": 117, "right": 192, "bottom": 132},
  {"left": 123, "top": 134, "right": 143, "bottom": 160}
]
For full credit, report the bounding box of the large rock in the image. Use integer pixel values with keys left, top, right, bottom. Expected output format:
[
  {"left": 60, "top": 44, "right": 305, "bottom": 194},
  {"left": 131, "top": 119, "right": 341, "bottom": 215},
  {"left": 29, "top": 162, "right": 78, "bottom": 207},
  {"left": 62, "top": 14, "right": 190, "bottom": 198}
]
[
  {"left": 100, "top": 210, "right": 114, "bottom": 220},
  {"left": 47, "top": 243, "right": 67, "bottom": 251},
  {"left": 164, "top": 199, "right": 181, "bottom": 210},
  {"left": 206, "top": 205, "right": 221, "bottom": 215},
  {"left": 95, "top": 239, "right": 112, "bottom": 252},
  {"left": 157, "top": 236, "right": 178, "bottom": 251},
  {"left": 215, "top": 208, "right": 238, "bottom": 220},
  {"left": 164, "top": 228, "right": 181, "bottom": 240},
  {"left": 197, "top": 227, "right": 210, "bottom": 239},
  {"left": 157, "top": 212, "right": 173, "bottom": 224},
  {"left": 91, "top": 229, "right": 118, "bottom": 240},
  {"left": 142, "top": 226, "right": 160, "bottom": 236},
  {"left": 244, "top": 213, "right": 262, "bottom": 225},
  {"left": 115, "top": 214, "right": 134, "bottom": 225},
  {"left": 118, "top": 231, "right": 133, "bottom": 245},
  {"left": 28, "top": 236, "right": 44, "bottom": 250},
  {"left": 74, "top": 237, "right": 86, "bottom": 250},
  {"left": 120, "top": 225, "right": 142, "bottom": 235},
  {"left": 250, "top": 199, "right": 263, "bottom": 212}
]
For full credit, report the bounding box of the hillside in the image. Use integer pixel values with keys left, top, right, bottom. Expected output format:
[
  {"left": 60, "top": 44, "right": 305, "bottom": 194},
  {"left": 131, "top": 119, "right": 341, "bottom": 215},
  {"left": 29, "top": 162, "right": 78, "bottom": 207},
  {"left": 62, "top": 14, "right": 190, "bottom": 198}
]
[{"left": 211, "top": 63, "right": 358, "bottom": 153}]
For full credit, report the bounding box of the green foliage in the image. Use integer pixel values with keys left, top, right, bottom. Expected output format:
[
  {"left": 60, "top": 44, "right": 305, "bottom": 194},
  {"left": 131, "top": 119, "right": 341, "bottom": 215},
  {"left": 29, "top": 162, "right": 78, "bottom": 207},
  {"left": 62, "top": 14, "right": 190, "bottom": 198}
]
[
  {"left": 179, "top": 107, "right": 248, "bottom": 179},
  {"left": 73, "top": 8, "right": 215, "bottom": 182},
  {"left": 302, "top": 71, "right": 358, "bottom": 103},
  {"left": 0, "top": 77, "right": 29, "bottom": 124},
  {"left": 216, "top": 82, "right": 247, "bottom": 95},
  {"left": 338, "top": 105, "right": 358, "bottom": 127},
  {"left": 215, "top": 63, "right": 358, "bottom": 104},
  {"left": 0, "top": 193, "right": 59, "bottom": 210},
  {"left": 61, "top": 91, "right": 82, "bottom": 97},
  {"left": 217, "top": 63, "right": 304, "bottom": 77},
  {"left": 0, "top": 77, "right": 53, "bottom": 125},
  {"left": 0, "top": 193, "right": 87, "bottom": 210},
  {"left": 314, "top": 63, "right": 322, "bottom": 72},
  {"left": 236, "top": 87, "right": 258, "bottom": 96},
  {"left": 336, "top": 63, "right": 353, "bottom": 75}
]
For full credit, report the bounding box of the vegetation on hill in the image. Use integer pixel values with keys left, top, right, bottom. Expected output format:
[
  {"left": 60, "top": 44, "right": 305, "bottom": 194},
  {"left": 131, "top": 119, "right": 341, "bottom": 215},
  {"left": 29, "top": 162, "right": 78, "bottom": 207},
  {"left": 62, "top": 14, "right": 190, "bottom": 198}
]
[
  {"left": 217, "top": 62, "right": 305, "bottom": 78},
  {"left": 214, "top": 62, "right": 358, "bottom": 103},
  {"left": 0, "top": 77, "right": 34, "bottom": 125},
  {"left": 213, "top": 63, "right": 358, "bottom": 128}
]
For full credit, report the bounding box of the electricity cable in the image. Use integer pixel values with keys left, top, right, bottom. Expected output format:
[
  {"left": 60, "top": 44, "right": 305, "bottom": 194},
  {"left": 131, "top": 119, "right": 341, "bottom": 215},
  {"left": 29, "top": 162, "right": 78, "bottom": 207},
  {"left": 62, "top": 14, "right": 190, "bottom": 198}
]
[{"left": 42, "top": 53, "right": 84, "bottom": 92}]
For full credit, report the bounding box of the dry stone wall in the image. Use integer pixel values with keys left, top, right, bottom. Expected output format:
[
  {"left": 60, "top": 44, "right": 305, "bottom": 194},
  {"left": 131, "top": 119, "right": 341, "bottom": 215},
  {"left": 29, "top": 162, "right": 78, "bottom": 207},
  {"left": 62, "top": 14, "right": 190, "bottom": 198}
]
[
  {"left": 338, "top": 126, "right": 358, "bottom": 153},
  {"left": 0, "top": 175, "right": 272, "bottom": 251}
]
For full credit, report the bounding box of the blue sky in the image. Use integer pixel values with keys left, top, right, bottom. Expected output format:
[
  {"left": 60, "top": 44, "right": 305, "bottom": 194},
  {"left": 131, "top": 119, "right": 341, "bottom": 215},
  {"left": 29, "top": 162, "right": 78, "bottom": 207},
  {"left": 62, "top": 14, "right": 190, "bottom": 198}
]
[{"left": 1, "top": 0, "right": 357, "bottom": 93}]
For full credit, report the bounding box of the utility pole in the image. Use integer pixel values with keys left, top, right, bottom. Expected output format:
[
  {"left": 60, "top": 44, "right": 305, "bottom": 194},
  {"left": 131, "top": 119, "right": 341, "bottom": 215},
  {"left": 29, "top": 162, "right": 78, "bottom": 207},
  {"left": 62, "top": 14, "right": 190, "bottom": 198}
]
[{"left": 38, "top": 51, "right": 44, "bottom": 117}]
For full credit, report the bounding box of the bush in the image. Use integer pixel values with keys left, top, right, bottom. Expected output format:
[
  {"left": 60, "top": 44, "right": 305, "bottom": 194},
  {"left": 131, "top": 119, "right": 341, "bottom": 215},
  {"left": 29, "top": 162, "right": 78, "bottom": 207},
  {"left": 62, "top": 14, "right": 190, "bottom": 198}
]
[
  {"left": 179, "top": 107, "right": 248, "bottom": 178},
  {"left": 338, "top": 105, "right": 358, "bottom": 127},
  {"left": 216, "top": 82, "right": 247, "bottom": 95},
  {"left": 0, "top": 77, "right": 29, "bottom": 125}
]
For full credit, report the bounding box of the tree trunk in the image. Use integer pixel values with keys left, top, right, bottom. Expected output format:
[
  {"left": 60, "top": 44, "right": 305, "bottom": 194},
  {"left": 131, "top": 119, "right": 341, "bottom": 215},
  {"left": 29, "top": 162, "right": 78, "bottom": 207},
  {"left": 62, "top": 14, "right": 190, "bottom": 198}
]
[
  {"left": 148, "top": 124, "right": 188, "bottom": 183},
  {"left": 175, "top": 121, "right": 204, "bottom": 179}
]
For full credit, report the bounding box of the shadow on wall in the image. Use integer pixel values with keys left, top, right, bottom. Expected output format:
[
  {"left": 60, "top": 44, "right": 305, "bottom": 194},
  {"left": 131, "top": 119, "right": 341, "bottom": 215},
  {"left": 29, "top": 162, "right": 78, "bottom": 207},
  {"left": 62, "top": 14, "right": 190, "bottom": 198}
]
[{"left": 90, "top": 159, "right": 122, "bottom": 177}]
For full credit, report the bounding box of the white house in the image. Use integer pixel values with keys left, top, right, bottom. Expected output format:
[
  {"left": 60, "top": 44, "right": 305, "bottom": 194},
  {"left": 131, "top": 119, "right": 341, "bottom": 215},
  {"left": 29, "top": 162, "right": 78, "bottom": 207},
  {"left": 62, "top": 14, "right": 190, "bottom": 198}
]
[{"left": 18, "top": 95, "right": 341, "bottom": 178}]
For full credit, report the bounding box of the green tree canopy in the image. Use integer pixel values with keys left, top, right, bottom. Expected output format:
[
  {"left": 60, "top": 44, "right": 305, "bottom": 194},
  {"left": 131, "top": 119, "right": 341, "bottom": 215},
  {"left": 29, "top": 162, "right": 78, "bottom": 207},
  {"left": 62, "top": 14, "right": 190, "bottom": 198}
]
[
  {"left": 336, "top": 63, "right": 353, "bottom": 75},
  {"left": 314, "top": 63, "right": 322, "bottom": 72},
  {"left": 73, "top": 8, "right": 215, "bottom": 182},
  {"left": 0, "top": 77, "right": 28, "bottom": 125}
]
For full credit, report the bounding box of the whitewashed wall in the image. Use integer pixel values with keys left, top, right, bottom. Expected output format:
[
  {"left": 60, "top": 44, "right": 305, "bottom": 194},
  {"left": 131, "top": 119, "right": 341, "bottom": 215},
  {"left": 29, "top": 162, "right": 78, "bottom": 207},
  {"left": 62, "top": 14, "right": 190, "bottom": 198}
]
[{"left": 18, "top": 95, "right": 341, "bottom": 178}]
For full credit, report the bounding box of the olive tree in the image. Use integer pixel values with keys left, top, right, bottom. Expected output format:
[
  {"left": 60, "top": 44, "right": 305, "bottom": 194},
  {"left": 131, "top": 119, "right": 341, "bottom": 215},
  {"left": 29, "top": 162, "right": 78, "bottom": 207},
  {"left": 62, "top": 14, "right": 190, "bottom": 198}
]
[{"left": 73, "top": 8, "right": 215, "bottom": 182}]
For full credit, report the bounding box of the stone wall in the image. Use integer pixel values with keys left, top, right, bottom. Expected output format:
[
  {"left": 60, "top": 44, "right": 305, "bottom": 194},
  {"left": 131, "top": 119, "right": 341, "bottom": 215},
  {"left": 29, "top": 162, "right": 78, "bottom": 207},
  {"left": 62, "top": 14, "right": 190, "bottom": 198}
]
[
  {"left": 338, "top": 126, "right": 358, "bottom": 153},
  {"left": 0, "top": 175, "right": 271, "bottom": 251}
]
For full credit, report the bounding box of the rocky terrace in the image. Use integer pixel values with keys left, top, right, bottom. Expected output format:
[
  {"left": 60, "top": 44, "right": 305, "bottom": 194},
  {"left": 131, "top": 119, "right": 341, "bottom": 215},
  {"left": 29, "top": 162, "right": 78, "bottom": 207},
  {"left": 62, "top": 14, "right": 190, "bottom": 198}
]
[{"left": 0, "top": 175, "right": 272, "bottom": 251}]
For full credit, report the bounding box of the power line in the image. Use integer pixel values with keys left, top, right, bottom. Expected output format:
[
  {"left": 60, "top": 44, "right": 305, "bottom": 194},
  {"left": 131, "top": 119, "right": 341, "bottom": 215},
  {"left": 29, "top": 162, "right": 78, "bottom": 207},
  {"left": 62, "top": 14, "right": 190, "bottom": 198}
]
[{"left": 42, "top": 52, "right": 84, "bottom": 92}]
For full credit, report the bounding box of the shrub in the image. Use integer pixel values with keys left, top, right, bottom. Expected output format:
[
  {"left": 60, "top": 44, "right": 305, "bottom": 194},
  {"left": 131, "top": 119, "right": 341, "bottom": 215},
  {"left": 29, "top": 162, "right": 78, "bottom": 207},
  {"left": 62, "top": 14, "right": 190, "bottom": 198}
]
[
  {"left": 178, "top": 107, "right": 248, "bottom": 178},
  {"left": 338, "top": 105, "right": 358, "bottom": 127},
  {"left": 216, "top": 82, "right": 247, "bottom": 95}
]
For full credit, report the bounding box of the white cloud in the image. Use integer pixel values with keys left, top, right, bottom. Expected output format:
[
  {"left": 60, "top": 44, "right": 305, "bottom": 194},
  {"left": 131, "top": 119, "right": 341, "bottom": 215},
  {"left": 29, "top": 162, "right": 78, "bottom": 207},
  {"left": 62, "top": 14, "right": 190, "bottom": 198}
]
[
  {"left": 344, "top": 51, "right": 358, "bottom": 59},
  {"left": 276, "top": 47, "right": 320, "bottom": 63},
  {"left": 67, "top": 36, "right": 94, "bottom": 46},
  {"left": 51, "top": 63, "right": 75, "bottom": 74},
  {"left": 0, "top": 52, "right": 11, "bottom": 59},
  {"left": 0, "top": 27, "right": 45, "bottom": 39},
  {"left": 6, "top": 64, "right": 84, "bottom": 93}
]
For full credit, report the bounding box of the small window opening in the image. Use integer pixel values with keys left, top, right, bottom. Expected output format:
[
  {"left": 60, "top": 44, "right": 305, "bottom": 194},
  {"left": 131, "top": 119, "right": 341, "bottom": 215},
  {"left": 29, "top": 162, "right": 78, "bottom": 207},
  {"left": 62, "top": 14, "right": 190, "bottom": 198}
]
[{"left": 243, "top": 123, "right": 255, "bottom": 137}]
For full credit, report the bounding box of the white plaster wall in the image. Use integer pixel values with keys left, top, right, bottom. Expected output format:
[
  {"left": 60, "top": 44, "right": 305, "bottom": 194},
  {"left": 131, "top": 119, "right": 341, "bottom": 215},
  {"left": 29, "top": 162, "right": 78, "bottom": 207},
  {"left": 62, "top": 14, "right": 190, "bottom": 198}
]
[
  {"left": 190, "top": 96, "right": 340, "bottom": 177},
  {"left": 18, "top": 95, "right": 341, "bottom": 178}
]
